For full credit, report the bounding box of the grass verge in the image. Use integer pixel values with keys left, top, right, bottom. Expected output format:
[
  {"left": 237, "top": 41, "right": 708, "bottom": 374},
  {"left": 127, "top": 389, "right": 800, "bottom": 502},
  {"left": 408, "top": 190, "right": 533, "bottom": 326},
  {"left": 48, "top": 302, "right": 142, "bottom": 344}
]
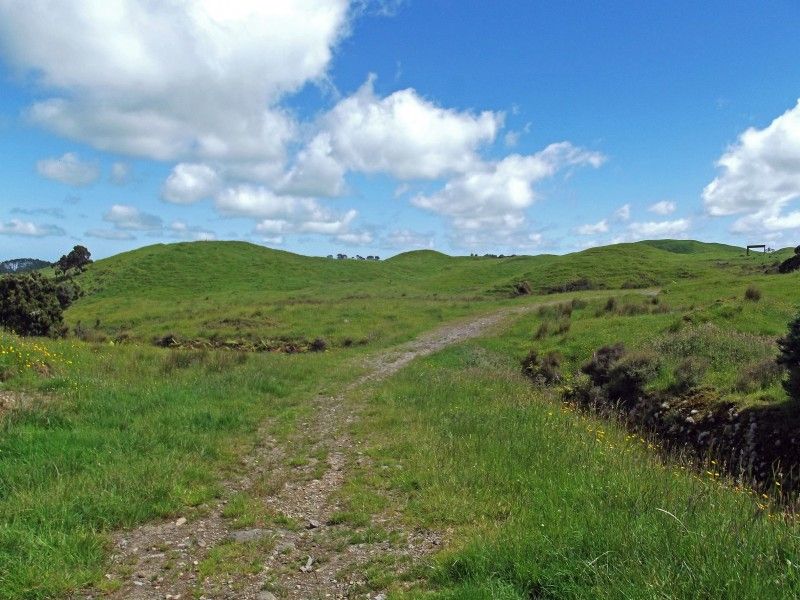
[{"left": 347, "top": 341, "right": 800, "bottom": 598}]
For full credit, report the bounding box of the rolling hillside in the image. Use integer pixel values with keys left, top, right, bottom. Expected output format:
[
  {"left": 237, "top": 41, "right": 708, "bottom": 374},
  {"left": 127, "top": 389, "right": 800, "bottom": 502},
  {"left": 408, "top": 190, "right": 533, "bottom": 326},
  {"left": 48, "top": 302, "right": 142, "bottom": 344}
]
[{"left": 65, "top": 239, "right": 769, "bottom": 344}]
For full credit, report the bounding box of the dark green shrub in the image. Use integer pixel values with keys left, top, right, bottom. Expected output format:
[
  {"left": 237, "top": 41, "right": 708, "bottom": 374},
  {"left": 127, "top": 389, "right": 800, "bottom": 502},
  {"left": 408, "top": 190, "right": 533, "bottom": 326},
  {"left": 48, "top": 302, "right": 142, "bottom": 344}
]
[
  {"left": 603, "top": 297, "right": 618, "bottom": 313},
  {"left": 55, "top": 279, "right": 82, "bottom": 308},
  {"left": 56, "top": 245, "right": 92, "bottom": 274},
  {"left": 744, "top": 285, "right": 762, "bottom": 301},
  {"left": 310, "top": 337, "right": 328, "bottom": 352},
  {"left": 778, "top": 247, "right": 800, "bottom": 274},
  {"left": 0, "top": 273, "right": 69, "bottom": 337},
  {"left": 777, "top": 313, "right": 800, "bottom": 400},
  {"left": 581, "top": 342, "right": 626, "bottom": 387},
  {"left": 522, "top": 349, "right": 563, "bottom": 385},
  {"left": 606, "top": 351, "right": 660, "bottom": 403}
]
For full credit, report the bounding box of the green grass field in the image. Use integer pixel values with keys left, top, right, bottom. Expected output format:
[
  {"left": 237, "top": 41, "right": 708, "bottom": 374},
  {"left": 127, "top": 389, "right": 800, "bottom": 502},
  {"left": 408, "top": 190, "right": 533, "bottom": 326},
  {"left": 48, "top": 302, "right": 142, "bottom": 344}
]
[
  {"left": 1, "top": 239, "right": 799, "bottom": 598},
  {"left": 66, "top": 239, "right": 781, "bottom": 345},
  {"left": 345, "top": 339, "right": 800, "bottom": 598}
]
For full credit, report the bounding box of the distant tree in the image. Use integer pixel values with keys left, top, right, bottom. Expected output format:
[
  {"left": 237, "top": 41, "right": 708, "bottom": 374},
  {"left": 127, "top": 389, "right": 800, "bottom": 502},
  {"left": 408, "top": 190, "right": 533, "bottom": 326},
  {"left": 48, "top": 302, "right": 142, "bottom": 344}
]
[
  {"left": 0, "top": 273, "right": 72, "bottom": 337},
  {"left": 777, "top": 313, "right": 800, "bottom": 401},
  {"left": 56, "top": 245, "right": 92, "bottom": 274}
]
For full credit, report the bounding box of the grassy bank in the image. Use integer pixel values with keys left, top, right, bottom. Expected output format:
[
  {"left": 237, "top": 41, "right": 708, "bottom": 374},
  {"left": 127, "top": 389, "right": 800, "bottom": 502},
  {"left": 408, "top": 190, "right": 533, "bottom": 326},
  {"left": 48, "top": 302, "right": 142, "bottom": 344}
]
[{"left": 346, "top": 340, "right": 800, "bottom": 598}]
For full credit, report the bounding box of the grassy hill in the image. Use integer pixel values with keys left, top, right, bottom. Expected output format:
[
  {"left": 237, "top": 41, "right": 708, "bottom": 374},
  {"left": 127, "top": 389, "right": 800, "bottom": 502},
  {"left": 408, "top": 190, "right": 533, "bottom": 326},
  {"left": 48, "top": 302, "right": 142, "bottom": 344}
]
[
  {"left": 66, "top": 238, "right": 768, "bottom": 345},
  {"left": 3, "top": 237, "right": 800, "bottom": 598}
]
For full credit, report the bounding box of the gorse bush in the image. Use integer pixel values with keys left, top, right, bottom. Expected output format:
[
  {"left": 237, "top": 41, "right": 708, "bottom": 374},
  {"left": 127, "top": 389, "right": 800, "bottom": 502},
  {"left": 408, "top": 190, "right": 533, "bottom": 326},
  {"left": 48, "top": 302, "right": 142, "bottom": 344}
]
[
  {"left": 582, "top": 342, "right": 626, "bottom": 387},
  {"left": 0, "top": 273, "right": 76, "bottom": 337},
  {"left": 606, "top": 351, "right": 660, "bottom": 403},
  {"left": 579, "top": 343, "right": 659, "bottom": 405},
  {"left": 521, "top": 349, "right": 563, "bottom": 385},
  {"left": 777, "top": 313, "right": 800, "bottom": 401}
]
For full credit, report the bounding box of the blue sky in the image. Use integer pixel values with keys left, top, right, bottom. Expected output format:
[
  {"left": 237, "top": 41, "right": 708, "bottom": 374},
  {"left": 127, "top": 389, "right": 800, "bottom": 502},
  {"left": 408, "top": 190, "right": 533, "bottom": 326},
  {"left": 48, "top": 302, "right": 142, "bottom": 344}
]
[{"left": 1, "top": 1, "right": 799, "bottom": 261}]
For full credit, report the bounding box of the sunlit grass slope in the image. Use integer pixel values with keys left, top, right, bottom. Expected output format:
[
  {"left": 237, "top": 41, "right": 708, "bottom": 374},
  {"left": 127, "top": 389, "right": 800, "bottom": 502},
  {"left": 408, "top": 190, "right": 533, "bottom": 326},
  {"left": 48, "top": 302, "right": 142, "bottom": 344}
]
[
  {"left": 0, "top": 331, "right": 363, "bottom": 598},
  {"left": 67, "top": 239, "right": 769, "bottom": 344},
  {"left": 347, "top": 340, "right": 800, "bottom": 599}
]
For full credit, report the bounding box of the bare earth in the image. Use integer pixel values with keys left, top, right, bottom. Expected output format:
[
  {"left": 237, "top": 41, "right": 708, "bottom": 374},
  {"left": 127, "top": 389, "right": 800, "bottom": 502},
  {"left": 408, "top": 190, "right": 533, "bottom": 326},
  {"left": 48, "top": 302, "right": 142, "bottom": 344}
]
[{"left": 79, "top": 306, "right": 538, "bottom": 600}]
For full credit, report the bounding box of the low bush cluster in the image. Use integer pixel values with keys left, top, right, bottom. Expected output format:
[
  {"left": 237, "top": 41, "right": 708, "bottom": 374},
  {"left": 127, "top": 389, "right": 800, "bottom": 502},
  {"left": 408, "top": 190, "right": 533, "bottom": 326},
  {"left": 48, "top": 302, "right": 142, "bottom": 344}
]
[
  {"left": 533, "top": 302, "right": 574, "bottom": 339},
  {"left": 734, "top": 358, "right": 783, "bottom": 393},
  {"left": 573, "top": 343, "right": 660, "bottom": 407},
  {"left": 543, "top": 277, "right": 595, "bottom": 294},
  {"left": 597, "top": 295, "right": 669, "bottom": 317},
  {"left": 521, "top": 349, "right": 563, "bottom": 385},
  {"left": 0, "top": 273, "right": 80, "bottom": 337},
  {"left": 778, "top": 313, "right": 800, "bottom": 401}
]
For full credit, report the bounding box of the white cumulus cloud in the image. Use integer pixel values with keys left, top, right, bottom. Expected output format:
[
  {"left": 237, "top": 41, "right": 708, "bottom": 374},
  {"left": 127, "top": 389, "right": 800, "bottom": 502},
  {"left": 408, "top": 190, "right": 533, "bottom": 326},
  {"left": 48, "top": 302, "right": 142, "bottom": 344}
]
[
  {"left": 162, "top": 163, "right": 221, "bottom": 204},
  {"left": 648, "top": 200, "right": 676, "bottom": 215},
  {"left": 384, "top": 229, "right": 435, "bottom": 249},
  {"left": 167, "top": 220, "right": 216, "bottom": 241},
  {"left": 412, "top": 142, "right": 605, "bottom": 238},
  {"left": 628, "top": 218, "right": 690, "bottom": 238},
  {"left": 36, "top": 152, "right": 99, "bottom": 186},
  {"left": 615, "top": 203, "right": 631, "bottom": 221},
  {"left": 279, "top": 76, "right": 502, "bottom": 196},
  {"left": 1, "top": 1, "right": 351, "bottom": 165},
  {"left": 218, "top": 185, "right": 360, "bottom": 239},
  {"left": 110, "top": 161, "right": 130, "bottom": 184},
  {"left": 103, "top": 204, "right": 163, "bottom": 231},
  {"left": 703, "top": 100, "right": 800, "bottom": 233},
  {"left": 324, "top": 76, "right": 501, "bottom": 179},
  {"left": 0, "top": 219, "right": 65, "bottom": 236},
  {"left": 336, "top": 231, "right": 374, "bottom": 245},
  {"left": 576, "top": 219, "right": 609, "bottom": 235},
  {"left": 85, "top": 228, "right": 136, "bottom": 240}
]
